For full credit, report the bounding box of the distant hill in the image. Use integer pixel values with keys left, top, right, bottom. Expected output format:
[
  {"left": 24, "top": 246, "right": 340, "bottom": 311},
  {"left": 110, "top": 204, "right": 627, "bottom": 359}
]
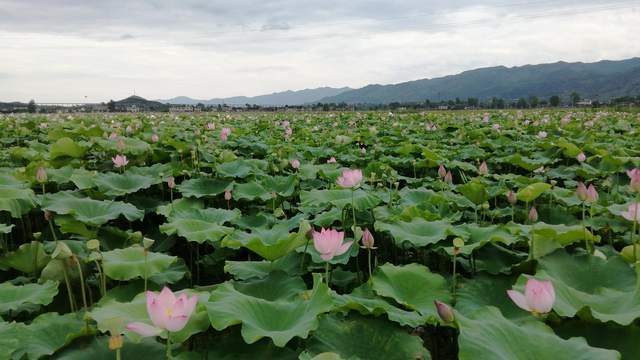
[
  {"left": 157, "top": 87, "right": 352, "bottom": 106},
  {"left": 114, "top": 95, "right": 167, "bottom": 110},
  {"left": 318, "top": 58, "right": 640, "bottom": 104}
]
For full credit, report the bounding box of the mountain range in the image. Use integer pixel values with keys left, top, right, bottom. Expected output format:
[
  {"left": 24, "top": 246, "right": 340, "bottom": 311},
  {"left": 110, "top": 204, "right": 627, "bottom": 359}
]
[
  {"left": 156, "top": 58, "right": 640, "bottom": 106},
  {"left": 157, "top": 87, "right": 352, "bottom": 106}
]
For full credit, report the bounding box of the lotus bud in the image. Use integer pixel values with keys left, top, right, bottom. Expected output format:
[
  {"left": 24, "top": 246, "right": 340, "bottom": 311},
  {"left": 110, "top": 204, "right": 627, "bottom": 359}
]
[
  {"left": 167, "top": 176, "right": 175, "bottom": 189},
  {"left": 576, "top": 152, "right": 586, "bottom": 162},
  {"left": 453, "top": 237, "right": 464, "bottom": 255},
  {"left": 36, "top": 167, "right": 47, "bottom": 183},
  {"left": 290, "top": 159, "right": 300, "bottom": 169},
  {"left": 361, "top": 228, "right": 376, "bottom": 249},
  {"left": 224, "top": 189, "right": 232, "bottom": 201},
  {"left": 528, "top": 206, "right": 538, "bottom": 223},
  {"left": 586, "top": 184, "right": 598, "bottom": 203},
  {"left": 151, "top": 134, "right": 159, "bottom": 143},
  {"left": 576, "top": 182, "right": 588, "bottom": 202},
  {"left": 506, "top": 190, "right": 517, "bottom": 205},
  {"left": 438, "top": 164, "right": 447, "bottom": 179},
  {"left": 434, "top": 300, "right": 455, "bottom": 323},
  {"left": 478, "top": 161, "right": 488, "bottom": 176},
  {"left": 444, "top": 171, "right": 453, "bottom": 184},
  {"left": 627, "top": 168, "right": 640, "bottom": 192}
]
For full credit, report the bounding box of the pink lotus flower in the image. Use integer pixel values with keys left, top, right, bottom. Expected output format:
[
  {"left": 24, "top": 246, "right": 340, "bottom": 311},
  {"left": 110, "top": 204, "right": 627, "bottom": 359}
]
[
  {"left": 586, "top": 184, "right": 598, "bottom": 203},
  {"left": 438, "top": 164, "right": 447, "bottom": 179},
  {"left": 220, "top": 127, "right": 231, "bottom": 141},
  {"left": 506, "top": 190, "right": 517, "bottom": 205},
  {"left": 284, "top": 127, "right": 293, "bottom": 138},
  {"left": 312, "top": 228, "right": 352, "bottom": 261},
  {"left": 361, "top": 228, "right": 376, "bottom": 249},
  {"left": 621, "top": 203, "right": 640, "bottom": 222},
  {"left": 507, "top": 278, "right": 555, "bottom": 315},
  {"left": 167, "top": 176, "right": 175, "bottom": 189},
  {"left": 327, "top": 157, "right": 337, "bottom": 164},
  {"left": 576, "top": 182, "right": 589, "bottom": 202},
  {"left": 434, "top": 300, "right": 455, "bottom": 322},
  {"left": 126, "top": 287, "right": 198, "bottom": 336},
  {"left": 627, "top": 168, "right": 640, "bottom": 192},
  {"left": 290, "top": 159, "right": 300, "bottom": 169},
  {"left": 206, "top": 123, "right": 215, "bottom": 130},
  {"left": 224, "top": 189, "right": 232, "bottom": 201},
  {"left": 576, "top": 152, "right": 586, "bottom": 162},
  {"left": 109, "top": 132, "right": 119, "bottom": 140},
  {"left": 478, "top": 161, "right": 488, "bottom": 176},
  {"left": 336, "top": 169, "right": 363, "bottom": 188},
  {"left": 112, "top": 154, "right": 129, "bottom": 168},
  {"left": 151, "top": 134, "right": 159, "bottom": 143},
  {"left": 36, "top": 167, "right": 47, "bottom": 183},
  {"left": 281, "top": 120, "right": 290, "bottom": 128},
  {"left": 492, "top": 123, "right": 500, "bottom": 131}
]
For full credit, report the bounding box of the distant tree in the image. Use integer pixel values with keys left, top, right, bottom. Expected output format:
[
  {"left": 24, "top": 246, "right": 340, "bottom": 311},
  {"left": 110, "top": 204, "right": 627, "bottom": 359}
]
[
  {"left": 516, "top": 98, "right": 528, "bottom": 109},
  {"left": 570, "top": 92, "right": 581, "bottom": 106},
  {"left": 529, "top": 96, "right": 539, "bottom": 108},
  {"left": 467, "top": 97, "right": 479, "bottom": 107},
  {"left": 549, "top": 95, "right": 560, "bottom": 107},
  {"left": 107, "top": 100, "right": 116, "bottom": 112},
  {"left": 424, "top": 99, "right": 432, "bottom": 109},
  {"left": 217, "top": 104, "right": 223, "bottom": 112},
  {"left": 27, "top": 100, "right": 36, "bottom": 113}
]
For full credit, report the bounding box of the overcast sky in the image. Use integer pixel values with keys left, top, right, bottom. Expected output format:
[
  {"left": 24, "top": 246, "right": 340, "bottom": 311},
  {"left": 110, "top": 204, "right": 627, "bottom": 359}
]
[{"left": 1, "top": 0, "right": 639, "bottom": 102}]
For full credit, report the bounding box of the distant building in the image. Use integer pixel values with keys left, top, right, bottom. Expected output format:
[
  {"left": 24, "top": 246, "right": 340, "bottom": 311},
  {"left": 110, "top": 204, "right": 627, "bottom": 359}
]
[
  {"left": 437, "top": 105, "right": 449, "bottom": 110},
  {"left": 127, "top": 105, "right": 140, "bottom": 112},
  {"left": 169, "top": 105, "right": 195, "bottom": 113},
  {"left": 576, "top": 99, "right": 593, "bottom": 107}
]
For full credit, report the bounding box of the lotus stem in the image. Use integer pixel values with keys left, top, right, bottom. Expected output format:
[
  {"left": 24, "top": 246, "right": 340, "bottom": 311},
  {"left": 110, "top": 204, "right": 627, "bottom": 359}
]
[
  {"left": 633, "top": 220, "right": 638, "bottom": 263},
  {"left": 452, "top": 252, "right": 457, "bottom": 302},
  {"left": 530, "top": 224, "right": 535, "bottom": 260},
  {"left": 166, "top": 333, "right": 172, "bottom": 359},
  {"left": 116, "top": 348, "right": 121, "bottom": 360},
  {"left": 93, "top": 259, "right": 106, "bottom": 297},
  {"left": 61, "top": 260, "right": 76, "bottom": 312},
  {"left": 367, "top": 249, "right": 372, "bottom": 280},
  {"left": 351, "top": 189, "right": 357, "bottom": 230},
  {"left": 144, "top": 250, "right": 148, "bottom": 292},
  {"left": 582, "top": 202, "right": 589, "bottom": 254},
  {"left": 300, "top": 237, "right": 310, "bottom": 273},
  {"left": 325, "top": 262, "right": 330, "bottom": 286},
  {"left": 74, "top": 256, "right": 88, "bottom": 311}
]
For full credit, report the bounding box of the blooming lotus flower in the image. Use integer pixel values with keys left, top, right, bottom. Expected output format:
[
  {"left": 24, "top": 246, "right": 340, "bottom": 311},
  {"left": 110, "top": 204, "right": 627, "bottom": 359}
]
[
  {"left": 220, "top": 127, "right": 231, "bottom": 141},
  {"left": 167, "top": 176, "right": 175, "bottom": 189},
  {"left": 576, "top": 182, "right": 589, "bottom": 202},
  {"left": 586, "top": 184, "right": 598, "bottom": 203},
  {"left": 312, "top": 228, "right": 352, "bottom": 261},
  {"left": 112, "top": 155, "right": 128, "bottom": 168},
  {"left": 438, "top": 164, "right": 447, "bottom": 179},
  {"left": 627, "top": 168, "right": 640, "bottom": 192},
  {"left": 478, "top": 161, "right": 488, "bottom": 176},
  {"left": 492, "top": 123, "right": 500, "bottom": 131},
  {"left": 528, "top": 206, "right": 538, "bottom": 222},
  {"left": 336, "top": 169, "right": 363, "bottom": 188},
  {"left": 281, "top": 120, "right": 290, "bottom": 128},
  {"left": 127, "top": 287, "right": 198, "bottom": 336},
  {"left": 284, "top": 127, "right": 293, "bottom": 138},
  {"left": 206, "top": 123, "right": 215, "bottom": 130},
  {"left": 327, "top": 157, "right": 337, "bottom": 164},
  {"left": 434, "top": 300, "right": 455, "bottom": 322},
  {"left": 537, "top": 131, "right": 548, "bottom": 139},
  {"left": 361, "top": 228, "right": 376, "bottom": 249},
  {"left": 109, "top": 132, "right": 118, "bottom": 140},
  {"left": 224, "top": 190, "right": 232, "bottom": 201},
  {"left": 507, "top": 278, "right": 555, "bottom": 315},
  {"left": 36, "top": 167, "right": 47, "bottom": 183},
  {"left": 576, "top": 152, "right": 586, "bottom": 162},
  {"left": 621, "top": 203, "right": 640, "bottom": 222},
  {"left": 506, "top": 190, "right": 517, "bottom": 205},
  {"left": 151, "top": 134, "right": 159, "bottom": 143},
  {"left": 290, "top": 159, "right": 300, "bottom": 169}
]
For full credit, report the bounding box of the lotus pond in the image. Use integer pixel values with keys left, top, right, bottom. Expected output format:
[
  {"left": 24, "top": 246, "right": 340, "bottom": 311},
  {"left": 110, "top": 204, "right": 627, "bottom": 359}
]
[{"left": 0, "top": 110, "right": 639, "bottom": 359}]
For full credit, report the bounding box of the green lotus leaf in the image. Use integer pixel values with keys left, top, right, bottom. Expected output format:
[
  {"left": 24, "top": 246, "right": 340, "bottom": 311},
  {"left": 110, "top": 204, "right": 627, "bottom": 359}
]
[
  {"left": 456, "top": 306, "right": 619, "bottom": 360},
  {"left": 371, "top": 263, "right": 450, "bottom": 324},
  {"left": 69, "top": 168, "right": 98, "bottom": 190},
  {"left": 185, "top": 328, "right": 300, "bottom": 359},
  {"left": 261, "top": 175, "right": 298, "bottom": 197},
  {"left": 102, "top": 246, "right": 177, "bottom": 281},
  {"left": 516, "top": 182, "right": 551, "bottom": 203},
  {"left": 555, "top": 320, "right": 640, "bottom": 359},
  {"left": 455, "top": 274, "right": 530, "bottom": 321},
  {"left": 333, "top": 283, "right": 426, "bottom": 327},
  {"left": 224, "top": 252, "right": 302, "bottom": 281},
  {"left": 0, "top": 280, "right": 59, "bottom": 314},
  {"left": 93, "top": 172, "right": 158, "bottom": 196},
  {"left": 177, "top": 178, "right": 231, "bottom": 198},
  {"left": 206, "top": 272, "right": 333, "bottom": 347},
  {"left": 53, "top": 336, "right": 165, "bottom": 359},
  {"left": 533, "top": 250, "right": 640, "bottom": 325},
  {"left": 444, "top": 223, "right": 518, "bottom": 255},
  {"left": 222, "top": 221, "right": 309, "bottom": 261},
  {"left": 233, "top": 181, "right": 272, "bottom": 201},
  {"left": 49, "top": 137, "right": 86, "bottom": 159},
  {"left": 90, "top": 289, "right": 210, "bottom": 343},
  {"left": 300, "top": 189, "right": 381, "bottom": 211},
  {"left": 41, "top": 191, "right": 144, "bottom": 226},
  {"left": 0, "top": 186, "right": 37, "bottom": 218},
  {"left": 95, "top": 137, "right": 151, "bottom": 155},
  {"left": 216, "top": 159, "right": 267, "bottom": 178},
  {"left": 0, "top": 223, "right": 14, "bottom": 234},
  {"left": 375, "top": 218, "right": 453, "bottom": 248},
  {"left": 0, "top": 241, "right": 49, "bottom": 274},
  {"left": 160, "top": 208, "right": 238, "bottom": 244},
  {"left": 510, "top": 223, "right": 596, "bottom": 258},
  {"left": 457, "top": 180, "right": 489, "bottom": 205},
  {"left": 304, "top": 314, "right": 431, "bottom": 360},
  {"left": 0, "top": 322, "right": 19, "bottom": 359},
  {"left": 155, "top": 197, "right": 204, "bottom": 218}
]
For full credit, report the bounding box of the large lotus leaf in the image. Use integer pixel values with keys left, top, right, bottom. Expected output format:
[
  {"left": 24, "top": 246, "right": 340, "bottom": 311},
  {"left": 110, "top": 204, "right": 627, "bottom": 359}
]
[
  {"left": 224, "top": 252, "right": 302, "bottom": 280},
  {"left": 509, "top": 223, "right": 596, "bottom": 259},
  {"left": 155, "top": 197, "right": 204, "bottom": 218},
  {"left": 516, "top": 182, "right": 551, "bottom": 203},
  {"left": 90, "top": 289, "right": 210, "bottom": 343},
  {"left": 206, "top": 273, "right": 333, "bottom": 347},
  {"left": 555, "top": 320, "right": 640, "bottom": 359},
  {"left": 41, "top": 191, "right": 144, "bottom": 226},
  {"left": 533, "top": 250, "right": 640, "bottom": 325},
  {"left": 193, "top": 329, "right": 299, "bottom": 359},
  {"left": 160, "top": 208, "right": 238, "bottom": 244},
  {"left": 93, "top": 172, "right": 158, "bottom": 196},
  {"left": 503, "top": 153, "right": 550, "bottom": 171},
  {"left": 0, "top": 241, "right": 49, "bottom": 274},
  {"left": 457, "top": 180, "right": 488, "bottom": 205},
  {"left": 222, "top": 221, "right": 310, "bottom": 261},
  {"left": 304, "top": 314, "right": 431, "bottom": 360},
  {"left": 375, "top": 218, "right": 452, "bottom": 248},
  {"left": 456, "top": 306, "right": 619, "bottom": 360},
  {"left": 49, "top": 137, "right": 86, "bottom": 159},
  {"left": 4, "top": 312, "right": 88, "bottom": 359},
  {"left": 177, "top": 178, "right": 231, "bottom": 198},
  {"left": 371, "top": 263, "right": 450, "bottom": 324},
  {"left": 54, "top": 336, "right": 165, "bottom": 360},
  {"left": 261, "top": 175, "right": 298, "bottom": 197},
  {"left": 444, "top": 223, "right": 518, "bottom": 255},
  {"left": 216, "top": 159, "right": 267, "bottom": 178},
  {"left": 102, "top": 246, "right": 177, "bottom": 281},
  {"left": 94, "top": 137, "right": 151, "bottom": 155},
  {"left": 333, "top": 283, "right": 426, "bottom": 327},
  {"left": 0, "top": 280, "right": 59, "bottom": 314},
  {"left": 0, "top": 186, "right": 37, "bottom": 218},
  {"left": 0, "top": 322, "right": 19, "bottom": 358},
  {"left": 69, "top": 168, "right": 98, "bottom": 190},
  {"left": 234, "top": 181, "right": 272, "bottom": 201},
  {"left": 0, "top": 223, "right": 14, "bottom": 234},
  {"left": 455, "top": 274, "right": 531, "bottom": 321},
  {"left": 300, "top": 189, "right": 381, "bottom": 211}
]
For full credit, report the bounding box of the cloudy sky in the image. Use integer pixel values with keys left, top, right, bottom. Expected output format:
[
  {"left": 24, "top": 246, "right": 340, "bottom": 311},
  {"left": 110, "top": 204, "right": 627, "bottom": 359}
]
[{"left": 1, "top": 0, "right": 639, "bottom": 102}]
